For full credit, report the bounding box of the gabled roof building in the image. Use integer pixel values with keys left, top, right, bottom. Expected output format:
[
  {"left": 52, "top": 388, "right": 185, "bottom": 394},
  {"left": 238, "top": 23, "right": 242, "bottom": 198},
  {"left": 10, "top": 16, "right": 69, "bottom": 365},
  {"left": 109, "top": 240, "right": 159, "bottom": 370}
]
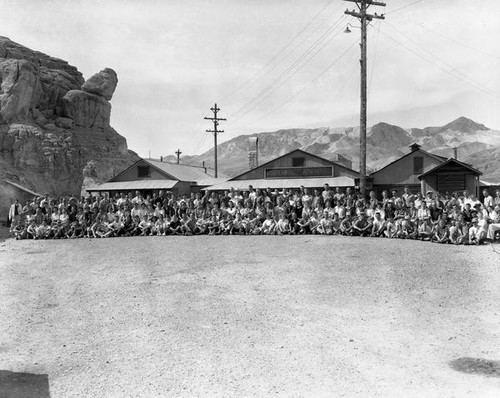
[
  {"left": 88, "top": 158, "right": 224, "bottom": 196},
  {"left": 205, "top": 149, "right": 359, "bottom": 191},
  {"left": 369, "top": 143, "right": 482, "bottom": 196}
]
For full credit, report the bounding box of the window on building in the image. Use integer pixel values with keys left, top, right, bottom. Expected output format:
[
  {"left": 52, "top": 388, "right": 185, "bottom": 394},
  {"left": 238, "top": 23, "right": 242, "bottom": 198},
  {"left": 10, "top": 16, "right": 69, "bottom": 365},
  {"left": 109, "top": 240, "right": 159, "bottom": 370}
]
[
  {"left": 413, "top": 157, "right": 424, "bottom": 175},
  {"left": 292, "top": 157, "right": 305, "bottom": 167},
  {"left": 137, "top": 165, "right": 151, "bottom": 178}
]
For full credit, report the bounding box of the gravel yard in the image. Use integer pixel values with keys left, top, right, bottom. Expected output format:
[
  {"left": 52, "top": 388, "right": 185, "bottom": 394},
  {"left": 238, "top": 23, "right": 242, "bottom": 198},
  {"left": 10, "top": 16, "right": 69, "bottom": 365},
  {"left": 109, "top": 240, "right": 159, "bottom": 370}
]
[{"left": 0, "top": 235, "right": 499, "bottom": 397}]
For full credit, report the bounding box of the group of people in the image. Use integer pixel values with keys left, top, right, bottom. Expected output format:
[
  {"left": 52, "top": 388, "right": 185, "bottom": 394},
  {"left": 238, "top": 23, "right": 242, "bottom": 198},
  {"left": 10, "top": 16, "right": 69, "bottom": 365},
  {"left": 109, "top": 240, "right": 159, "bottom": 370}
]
[{"left": 7, "top": 185, "right": 500, "bottom": 245}]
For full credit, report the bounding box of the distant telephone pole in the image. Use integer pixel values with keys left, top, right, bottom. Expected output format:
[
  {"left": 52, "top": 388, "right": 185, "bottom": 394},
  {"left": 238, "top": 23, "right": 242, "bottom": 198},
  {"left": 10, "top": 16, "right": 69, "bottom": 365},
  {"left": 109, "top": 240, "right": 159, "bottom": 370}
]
[
  {"left": 344, "top": 0, "right": 385, "bottom": 196},
  {"left": 204, "top": 103, "right": 226, "bottom": 178},
  {"left": 175, "top": 149, "right": 182, "bottom": 164}
]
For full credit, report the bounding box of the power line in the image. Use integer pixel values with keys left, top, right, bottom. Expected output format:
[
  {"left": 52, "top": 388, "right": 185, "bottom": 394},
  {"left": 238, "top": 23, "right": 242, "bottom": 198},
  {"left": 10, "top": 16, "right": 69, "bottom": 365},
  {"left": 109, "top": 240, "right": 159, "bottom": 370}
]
[
  {"left": 378, "top": 27, "right": 500, "bottom": 99},
  {"left": 227, "top": 14, "right": 350, "bottom": 125},
  {"left": 384, "top": 21, "right": 499, "bottom": 98},
  {"left": 221, "top": 0, "right": 340, "bottom": 104},
  {"left": 385, "top": 0, "right": 424, "bottom": 15},
  {"left": 251, "top": 40, "right": 359, "bottom": 125},
  {"left": 417, "top": 22, "right": 500, "bottom": 62}
]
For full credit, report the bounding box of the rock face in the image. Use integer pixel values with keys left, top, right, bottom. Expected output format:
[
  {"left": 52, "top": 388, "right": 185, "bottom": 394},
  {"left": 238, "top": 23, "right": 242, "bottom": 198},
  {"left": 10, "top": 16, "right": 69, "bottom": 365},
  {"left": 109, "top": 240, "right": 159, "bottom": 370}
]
[
  {"left": 82, "top": 68, "right": 118, "bottom": 100},
  {"left": 62, "top": 90, "right": 111, "bottom": 128},
  {"left": 0, "top": 36, "right": 139, "bottom": 219},
  {"left": 80, "top": 160, "right": 103, "bottom": 197}
]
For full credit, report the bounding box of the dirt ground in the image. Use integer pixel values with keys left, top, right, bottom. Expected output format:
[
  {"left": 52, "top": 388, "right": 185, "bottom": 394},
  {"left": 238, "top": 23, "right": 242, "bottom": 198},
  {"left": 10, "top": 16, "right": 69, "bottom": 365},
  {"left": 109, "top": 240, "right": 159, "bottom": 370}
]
[{"left": 0, "top": 235, "right": 499, "bottom": 397}]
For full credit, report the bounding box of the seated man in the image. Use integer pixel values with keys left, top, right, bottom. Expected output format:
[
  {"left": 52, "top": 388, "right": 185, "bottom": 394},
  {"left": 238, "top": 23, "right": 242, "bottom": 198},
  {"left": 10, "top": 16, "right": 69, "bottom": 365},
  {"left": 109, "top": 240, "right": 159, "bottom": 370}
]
[
  {"left": 469, "top": 218, "right": 486, "bottom": 245},
  {"left": 317, "top": 211, "right": 333, "bottom": 235},
  {"left": 261, "top": 213, "right": 276, "bottom": 235},
  {"left": 340, "top": 215, "right": 354, "bottom": 236},
  {"left": 276, "top": 213, "right": 291, "bottom": 235},
  {"left": 370, "top": 212, "right": 385, "bottom": 237},
  {"left": 352, "top": 214, "right": 372, "bottom": 237},
  {"left": 432, "top": 219, "right": 449, "bottom": 244},
  {"left": 401, "top": 215, "right": 417, "bottom": 239},
  {"left": 417, "top": 217, "right": 433, "bottom": 241},
  {"left": 448, "top": 219, "right": 467, "bottom": 245}
]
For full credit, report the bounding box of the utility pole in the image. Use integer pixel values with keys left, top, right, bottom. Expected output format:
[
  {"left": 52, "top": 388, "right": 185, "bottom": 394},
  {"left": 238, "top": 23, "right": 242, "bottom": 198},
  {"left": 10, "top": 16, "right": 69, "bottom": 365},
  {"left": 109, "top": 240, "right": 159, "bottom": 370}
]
[
  {"left": 175, "top": 149, "right": 182, "bottom": 164},
  {"left": 204, "top": 103, "right": 226, "bottom": 178},
  {"left": 344, "top": 0, "right": 385, "bottom": 197}
]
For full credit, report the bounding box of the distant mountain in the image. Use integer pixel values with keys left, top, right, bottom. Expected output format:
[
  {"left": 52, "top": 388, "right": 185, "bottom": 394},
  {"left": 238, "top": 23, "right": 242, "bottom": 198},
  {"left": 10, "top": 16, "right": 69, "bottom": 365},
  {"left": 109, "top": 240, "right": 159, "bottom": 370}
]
[{"left": 174, "top": 117, "right": 500, "bottom": 182}]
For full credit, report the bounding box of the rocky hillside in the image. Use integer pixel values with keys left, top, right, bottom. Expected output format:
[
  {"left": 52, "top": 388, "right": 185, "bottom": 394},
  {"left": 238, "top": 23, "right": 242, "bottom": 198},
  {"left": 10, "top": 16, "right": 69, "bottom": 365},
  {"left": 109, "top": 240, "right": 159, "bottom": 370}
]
[
  {"left": 0, "top": 37, "right": 139, "bottom": 217},
  {"left": 177, "top": 117, "right": 500, "bottom": 181}
]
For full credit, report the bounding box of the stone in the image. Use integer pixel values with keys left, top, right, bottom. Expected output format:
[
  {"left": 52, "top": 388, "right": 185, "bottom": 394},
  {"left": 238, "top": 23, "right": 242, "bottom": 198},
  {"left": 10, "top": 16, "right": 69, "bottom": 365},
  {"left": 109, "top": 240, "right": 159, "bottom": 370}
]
[
  {"left": 82, "top": 68, "right": 118, "bottom": 100},
  {"left": 43, "top": 123, "right": 56, "bottom": 131},
  {"left": 35, "top": 114, "right": 48, "bottom": 126},
  {"left": 62, "top": 90, "right": 111, "bottom": 128},
  {"left": 55, "top": 117, "right": 73, "bottom": 129}
]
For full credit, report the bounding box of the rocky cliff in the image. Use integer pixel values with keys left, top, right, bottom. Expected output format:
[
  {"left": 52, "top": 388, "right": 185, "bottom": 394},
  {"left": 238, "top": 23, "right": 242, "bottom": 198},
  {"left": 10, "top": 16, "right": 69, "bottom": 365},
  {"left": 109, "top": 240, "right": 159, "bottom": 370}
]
[{"left": 0, "top": 37, "right": 139, "bottom": 218}]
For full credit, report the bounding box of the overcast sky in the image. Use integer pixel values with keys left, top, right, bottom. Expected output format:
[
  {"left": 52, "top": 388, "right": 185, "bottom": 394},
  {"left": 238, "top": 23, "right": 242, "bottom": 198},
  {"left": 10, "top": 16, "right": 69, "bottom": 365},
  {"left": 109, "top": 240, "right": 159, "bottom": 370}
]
[{"left": 2, "top": 0, "right": 499, "bottom": 158}]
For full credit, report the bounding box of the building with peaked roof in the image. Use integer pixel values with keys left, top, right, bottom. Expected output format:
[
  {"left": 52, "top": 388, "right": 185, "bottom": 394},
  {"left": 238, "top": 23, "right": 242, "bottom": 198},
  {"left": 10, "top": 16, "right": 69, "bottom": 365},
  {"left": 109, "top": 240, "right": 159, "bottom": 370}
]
[
  {"left": 87, "top": 158, "right": 224, "bottom": 196},
  {"left": 368, "top": 143, "right": 447, "bottom": 194},
  {"left": 205, "top": 149, "right": 359, "bottom": 191},
  {"left": 418, "top": 158, "right": 482, "bottom": 195},
  {"left": 369, "top": 143, "right": 483, "bottom": 196}
]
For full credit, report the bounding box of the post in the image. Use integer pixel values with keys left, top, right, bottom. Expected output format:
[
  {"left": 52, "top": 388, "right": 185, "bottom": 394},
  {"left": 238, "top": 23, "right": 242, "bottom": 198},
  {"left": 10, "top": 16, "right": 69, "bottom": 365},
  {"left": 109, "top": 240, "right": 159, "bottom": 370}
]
[
  {"left": 360, "top": 2, "right": 368, "bottom": 197},
  {"left": 204, "top": 103, "right": 226, "bottom": 178},
  {"left": 344, "top": 0, "right": 385, "bottom": 197},
  {"left": 175, "top": 149, "right": 182, "bottom": 164}
]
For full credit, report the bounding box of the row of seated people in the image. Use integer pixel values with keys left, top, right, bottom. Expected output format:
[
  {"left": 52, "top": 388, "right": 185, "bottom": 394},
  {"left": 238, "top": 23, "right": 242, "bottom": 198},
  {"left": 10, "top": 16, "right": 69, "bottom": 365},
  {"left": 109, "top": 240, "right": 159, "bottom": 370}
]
[{"left": 10, "top": 201, "right": 500, "bottom": 244}]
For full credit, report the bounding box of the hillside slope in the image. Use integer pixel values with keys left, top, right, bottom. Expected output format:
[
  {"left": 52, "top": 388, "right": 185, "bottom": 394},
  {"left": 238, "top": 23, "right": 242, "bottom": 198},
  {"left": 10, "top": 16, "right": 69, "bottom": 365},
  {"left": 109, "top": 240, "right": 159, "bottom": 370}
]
[{"left": 178, "top": 117, "right": 500, "bottom": 181}]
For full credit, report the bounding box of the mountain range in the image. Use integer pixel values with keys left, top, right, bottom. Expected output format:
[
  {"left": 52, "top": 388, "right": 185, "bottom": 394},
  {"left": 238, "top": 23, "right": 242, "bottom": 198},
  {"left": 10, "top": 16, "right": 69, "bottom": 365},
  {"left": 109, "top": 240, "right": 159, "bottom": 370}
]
[{"left": 169, "top": 117, "right": 500, "bottom": 182}]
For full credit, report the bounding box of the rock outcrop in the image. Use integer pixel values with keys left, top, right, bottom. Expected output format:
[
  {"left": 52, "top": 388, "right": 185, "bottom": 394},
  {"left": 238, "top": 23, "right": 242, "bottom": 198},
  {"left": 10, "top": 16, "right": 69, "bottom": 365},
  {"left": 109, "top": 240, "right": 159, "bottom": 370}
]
[
  {"left": 0, "top": 36, "right": 139, "bottom": 219},
  {"left": 82, "top": 68, "right": 118, "bottom": 100},
  {"left": 62, "top": 90, "right": 111, "bottom": 128}
]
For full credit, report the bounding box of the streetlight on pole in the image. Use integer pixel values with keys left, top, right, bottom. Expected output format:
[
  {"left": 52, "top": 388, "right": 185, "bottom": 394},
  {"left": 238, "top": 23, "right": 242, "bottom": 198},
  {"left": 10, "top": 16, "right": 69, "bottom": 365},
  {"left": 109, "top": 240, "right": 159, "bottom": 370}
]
[{"left": 344, "top": 0, "right": 385, "bottom": 197}]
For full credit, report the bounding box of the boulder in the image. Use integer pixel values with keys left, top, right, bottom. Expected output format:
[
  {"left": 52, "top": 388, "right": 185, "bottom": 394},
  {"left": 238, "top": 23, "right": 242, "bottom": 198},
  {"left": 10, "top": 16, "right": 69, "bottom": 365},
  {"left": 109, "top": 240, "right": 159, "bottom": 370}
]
[
  {"left": 62, "top": 90, "right": 111, "bottom": 128},
  {"left": 82, "top": 68, "right": 118, "bottom": 100},
  {"left": 55, "top": 117, "right": 73, "bottom": 129},
  {"left": 43, "top": 123, "right": 56, "bottom": 131}
]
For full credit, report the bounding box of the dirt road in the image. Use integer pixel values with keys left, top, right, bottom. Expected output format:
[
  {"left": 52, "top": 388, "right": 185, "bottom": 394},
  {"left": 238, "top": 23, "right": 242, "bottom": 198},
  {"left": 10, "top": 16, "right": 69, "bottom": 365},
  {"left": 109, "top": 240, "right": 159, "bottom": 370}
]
[{"left": 1, "top": 236, "right": 499, "bottom": 397}]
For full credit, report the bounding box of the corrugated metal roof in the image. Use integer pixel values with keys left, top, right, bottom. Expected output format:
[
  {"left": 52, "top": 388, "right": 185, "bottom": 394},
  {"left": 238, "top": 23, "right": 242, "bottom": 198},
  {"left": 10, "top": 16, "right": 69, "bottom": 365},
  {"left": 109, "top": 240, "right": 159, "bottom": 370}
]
[
  {"left": 204, "top": 176, "right": 355, "bottom": 191},
  {"left": 145, "top": 159, "right": 221, "bottom": 183},
  {"left": 88, "top": 179, "right": 180, "bottom": 192}
]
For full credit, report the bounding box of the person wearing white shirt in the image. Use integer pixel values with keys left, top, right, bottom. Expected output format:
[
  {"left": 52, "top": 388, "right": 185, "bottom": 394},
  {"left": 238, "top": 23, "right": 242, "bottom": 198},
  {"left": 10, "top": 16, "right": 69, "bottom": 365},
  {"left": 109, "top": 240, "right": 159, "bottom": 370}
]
[{"left": 483, "top": 189, "right": 494, "bottom": 209}]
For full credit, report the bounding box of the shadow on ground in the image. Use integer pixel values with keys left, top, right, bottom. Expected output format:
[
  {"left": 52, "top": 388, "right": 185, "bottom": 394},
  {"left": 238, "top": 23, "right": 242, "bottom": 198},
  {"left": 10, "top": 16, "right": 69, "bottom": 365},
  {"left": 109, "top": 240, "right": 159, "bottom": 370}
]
[
  {"left": 449, "top": 357, "right": 500, "bottom": 377},
  {"left": 0, "top": 370, "right": 50, "bottom": 398}
]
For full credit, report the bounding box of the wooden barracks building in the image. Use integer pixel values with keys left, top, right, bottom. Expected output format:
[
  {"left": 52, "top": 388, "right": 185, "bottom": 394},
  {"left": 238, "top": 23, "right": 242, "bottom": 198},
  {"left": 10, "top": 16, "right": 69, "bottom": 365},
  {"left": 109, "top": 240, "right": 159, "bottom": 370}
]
[
  {"left": 88, "top": 158, "right": 222, "bottom": 196},
  {"left": 368, "top": 143, "right": 483, "bottom": 196},
  {"left": 89, "top": 142, "right": 486, "bottom": 198},
  {"left": 205, "top": 149, "right": 359, "bottom": 191}
]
